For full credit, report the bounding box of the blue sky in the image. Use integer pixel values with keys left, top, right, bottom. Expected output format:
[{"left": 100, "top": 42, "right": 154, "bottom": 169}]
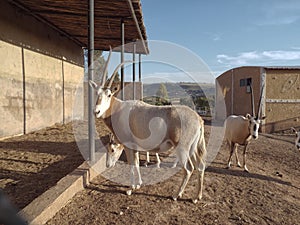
[{"left": 138, "top": 0, "right": 300, "bottom": 82}]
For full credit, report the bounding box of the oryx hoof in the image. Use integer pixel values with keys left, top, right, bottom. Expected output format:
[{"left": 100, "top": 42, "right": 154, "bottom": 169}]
[
  {"left": 237, "top": 163, "right": 242, "bottom": 168},
  {"left": 173, "top": 192, "right": 182, "bottom": 201},
  {"left": 135, "top": 185, "right": 141, "bottom": 190},
  {"left": 244, "top": 166, "right": 249, "bottom": 173},
  {"left": 156, "top": 163, "right": 161, "bottom": 168},
  {"left": 126, "top": 189, "right": 132, "bottom": 196},
  {"left": 192, "top": 199, "right": 198, "bottom": 204}
]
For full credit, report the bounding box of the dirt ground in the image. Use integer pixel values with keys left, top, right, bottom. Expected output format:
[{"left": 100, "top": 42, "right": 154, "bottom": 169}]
[
  {"left": 0, "top": 123, "right": 85, "bottom": 210},
  {"left": 1, "top": 120, "right": 300, "bottom": 224}
]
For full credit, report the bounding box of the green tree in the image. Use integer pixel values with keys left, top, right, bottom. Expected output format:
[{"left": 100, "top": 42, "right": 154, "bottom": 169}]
[{"left": 156, "top": 83, "right": 169, "bottom": 101}]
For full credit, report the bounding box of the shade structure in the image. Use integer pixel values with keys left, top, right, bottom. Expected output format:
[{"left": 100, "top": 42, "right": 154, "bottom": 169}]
[{"left": 7, "top": 0, "right": 149, "bottom": 54}]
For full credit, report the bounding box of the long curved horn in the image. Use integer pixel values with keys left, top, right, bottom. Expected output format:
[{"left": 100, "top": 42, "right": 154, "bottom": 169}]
[
  {"left": 250, "top": 84, "right": 255, "bottom": 117},
  {"left": 256, "top": 84, "right": 265, "bottom": 119},
  {"left": 101, "top": 46, "right": 112, "bottom": 87},
  {"left": 107, "top": 60, "right": 132, "bottom": 88}
]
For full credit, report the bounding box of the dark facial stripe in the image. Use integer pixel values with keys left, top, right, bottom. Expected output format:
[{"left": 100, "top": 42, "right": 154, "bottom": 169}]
[{"left": 253, "top": 124, "right": 257, "bottom": 131}]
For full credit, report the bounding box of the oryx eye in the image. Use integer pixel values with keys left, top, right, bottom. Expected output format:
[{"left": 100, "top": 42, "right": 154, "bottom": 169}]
[{"left": 108, "top": 94, "right": 112, "bottom": 98}]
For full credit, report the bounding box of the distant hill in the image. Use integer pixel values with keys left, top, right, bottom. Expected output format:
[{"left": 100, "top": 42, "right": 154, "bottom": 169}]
[{"left": 143, "top": 82, "right": 215, "bottom": 99}]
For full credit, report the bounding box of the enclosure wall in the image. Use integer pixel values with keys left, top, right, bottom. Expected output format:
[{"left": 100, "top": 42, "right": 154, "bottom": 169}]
[
  {"left": 0, "top": 1, "right": 83, "bottom": 138},
  {"left": 263, "top": 69, "right": 300, "bottom": 133}
]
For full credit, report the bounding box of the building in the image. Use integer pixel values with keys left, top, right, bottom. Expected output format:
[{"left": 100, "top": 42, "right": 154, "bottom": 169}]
[
  {"left": 215, "top": 66, "right": 300, "bottom": 133},
  {"left": 0, "top": 0, "right": 148, "bottom": 139}
]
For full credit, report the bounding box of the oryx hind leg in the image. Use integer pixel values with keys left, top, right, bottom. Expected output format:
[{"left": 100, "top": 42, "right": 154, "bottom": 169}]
[
  {"left": 173, "top": 156, "right": 194, "bottom": 201},
  {"left": 173, "top": 138, "right": 197, "bottom": 201},
  {"left": 155, "top": 153, "right": 161, "bottom": 168},
  {"left": 234, "top": 146, "right": 241, "bottom": 167},
  {"left": 193, "top": 139, "right": 206, "bottom": 203},
  {"left": 143, "top": 152, "right": 150, "bottom": 167}
]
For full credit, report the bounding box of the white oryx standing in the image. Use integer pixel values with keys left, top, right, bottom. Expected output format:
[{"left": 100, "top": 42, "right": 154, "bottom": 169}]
[
  {"left": 90, "top": 49, "right": 206, "bottom": 203},
  {"left": 291, "top": 127, "right": 300, "bottom": 152},
  {"left": 224, "top": 84, "right": 266, "bottom": 172}
]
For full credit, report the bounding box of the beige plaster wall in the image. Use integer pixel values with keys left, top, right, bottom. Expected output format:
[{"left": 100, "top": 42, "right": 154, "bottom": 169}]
[{"left": 0, "top": 1, "right": 84, "bottom": 138}]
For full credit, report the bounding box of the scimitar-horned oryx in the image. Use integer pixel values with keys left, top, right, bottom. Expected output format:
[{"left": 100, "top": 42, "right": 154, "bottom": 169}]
[
  {"left": 291, "top": 127, "right": 300, "bottom": 152},
  {"left": 224, "top": 84, "right": 266, "bottom": 172},
  {"left": 90, "top": 49, "right": 207, "bottom": 203}
]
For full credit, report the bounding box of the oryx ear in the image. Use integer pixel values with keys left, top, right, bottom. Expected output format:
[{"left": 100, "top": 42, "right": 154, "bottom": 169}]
[
  {"left": 246, "top": 113, "right": 252, "bottom": 120},
  {"left": 89, "top": 80, "right": 98, "bottom": 89},
  {"left": 109, "top": 133, "right": 114, "bottom": 142},
  {"left": 111, "top": 82, "right": 120, "bottom": 96},
  {"left": 260, "top": 116, "right": 266, "bottom": 120}
]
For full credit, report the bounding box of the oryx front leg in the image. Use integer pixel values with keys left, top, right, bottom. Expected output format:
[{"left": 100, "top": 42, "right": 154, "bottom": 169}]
[
  {"left": 243, "top": 144, "right": 249, "bottom": 172},
  {"left": 126, "top": 150, "right": 142, "bottom": 195}
]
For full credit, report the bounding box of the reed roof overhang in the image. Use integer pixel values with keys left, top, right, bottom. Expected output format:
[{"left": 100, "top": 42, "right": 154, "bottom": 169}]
[{"left": 8, "top": 0, "right": 149, "bottom": 54}]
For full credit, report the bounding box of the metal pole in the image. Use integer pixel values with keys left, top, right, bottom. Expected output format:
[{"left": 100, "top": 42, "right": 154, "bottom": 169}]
[
  {"left": 121, "top": 19, "right": 125, "bottom": 100},
  {"left": 132, "top": 42, "right": 136, "bottom": 100},
  {"left": 88, "top": 0, "right": 95, "bottom": 162},
  {"left": 138, "top": 54, "right": 142, "bottom": 82},
  {"left": 139, "top": 53, "right": 143, "bottom": 100}
]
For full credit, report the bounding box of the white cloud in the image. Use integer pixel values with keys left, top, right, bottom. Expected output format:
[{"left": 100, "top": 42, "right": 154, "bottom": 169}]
[
  {"left": 142, "top": 71, "right": 214, "bottom": 84},
  {"left": 262, "top": 50, "right": 300, "bottom": 60},
  {"left": 217, "top": 50, "right": 300, "bottom": 67}
]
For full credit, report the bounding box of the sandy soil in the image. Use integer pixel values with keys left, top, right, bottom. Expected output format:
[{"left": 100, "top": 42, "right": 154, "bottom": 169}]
[
  {"left": 1, "top": 120, "right": 300, "bottom": 224},
  {"left": 0, "top": 123, "right": 84, "bottom": 210}
]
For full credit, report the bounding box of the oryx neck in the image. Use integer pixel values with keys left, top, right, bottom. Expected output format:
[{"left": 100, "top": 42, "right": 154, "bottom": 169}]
[{"left": 102, "top": 96, "right": 123, "bottom": 119}]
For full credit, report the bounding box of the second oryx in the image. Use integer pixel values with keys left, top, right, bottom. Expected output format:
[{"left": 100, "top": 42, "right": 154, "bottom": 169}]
[
  {"left": 291, "top": 127, "right": 300, "bottom": 152},
  {"left": 224, "top": 84, "right": 266, "bottom": 172}
]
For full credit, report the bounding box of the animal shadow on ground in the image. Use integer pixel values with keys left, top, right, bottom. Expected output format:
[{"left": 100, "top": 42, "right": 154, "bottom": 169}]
[
  {"left": 206, "top": 166, "right": 299, "bottom": 189},
  {"left": 88, "top": 181, "right": 184, "bottom": 202}
]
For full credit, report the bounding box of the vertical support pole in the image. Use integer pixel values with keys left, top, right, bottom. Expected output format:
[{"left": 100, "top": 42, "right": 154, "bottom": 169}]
[
  {"left": 260, "top": 67, "right": 266, "bottom": 133},
  {"left": 132, "top": 42, "right": 136, "bottom": 100},
  {"left": 121, "top": 19, "right": 125, "bottom": 100},
  {"left": 138, "top": 54, "right": 142, "bottom": 82},
  {"left": 231, "top": 69, "right": 234, "bottom": 115},
  {"left": 62, "top": 60, "right": 65, "bottom": 124},
  {"left": 138, "top": 53, "right": 143, "bottom": 100},
  {"left": 21, "top": 48, "right": 26, "bottom": 135},
  {"left": 88, "top": 0, "right": 95, "bottom": 162}
]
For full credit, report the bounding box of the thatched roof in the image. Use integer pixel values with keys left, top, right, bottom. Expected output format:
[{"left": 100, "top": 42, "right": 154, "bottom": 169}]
[{"left": 8, "top": 0, "right": 148, "bottom": 54}]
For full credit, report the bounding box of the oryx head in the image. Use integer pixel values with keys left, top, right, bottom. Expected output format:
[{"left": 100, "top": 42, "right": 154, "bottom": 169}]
[
  {"left": 89, "top": 48, "right": 125, "bottom": 118},
  {"left": 106, "top": 134, "right": 124, "bottom": 168},
  {"left": 291, "top": 127, "right": 300, "bottom": 151},
  {"left": 247, "top": 84, "right": 266, "bottom": 140}
]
